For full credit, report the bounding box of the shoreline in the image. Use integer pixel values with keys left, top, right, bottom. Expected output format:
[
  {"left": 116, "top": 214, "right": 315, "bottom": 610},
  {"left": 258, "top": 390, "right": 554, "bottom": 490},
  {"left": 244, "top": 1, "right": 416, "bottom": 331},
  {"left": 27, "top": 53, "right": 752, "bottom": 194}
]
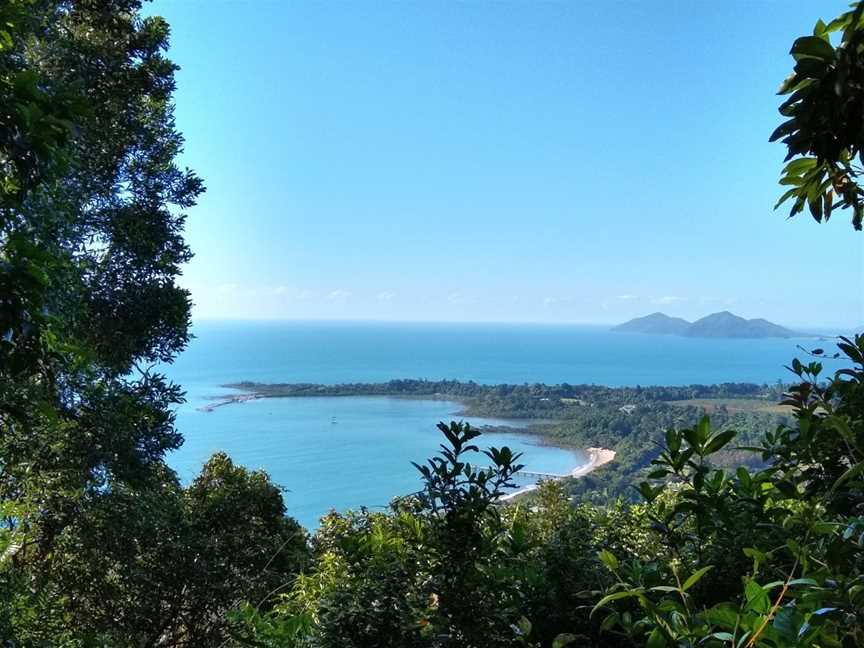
[
  {"left": 571, "top": 446, "right": 616, "bottom": 477},
  {"left": 196, "top": 391, "right": 550, "bottom": 426},
  {"left": 498, "top": 446, "right": 617, "bottom": 502},
  {"left": 194, "top": 391, "right": 585, "bottom": 454},
  {"left": 196, "top": 393, "right": 262, "bottom": 412},
  {"left": 195, "top": 391, "right": 616, "bottom": 486}
]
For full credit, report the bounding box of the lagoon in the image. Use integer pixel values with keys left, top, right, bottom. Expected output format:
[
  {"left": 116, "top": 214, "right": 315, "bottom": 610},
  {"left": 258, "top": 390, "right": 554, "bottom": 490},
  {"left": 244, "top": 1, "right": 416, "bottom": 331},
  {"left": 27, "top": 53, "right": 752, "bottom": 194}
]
[{"left": 171, "top": 395, "right": 583, "bottom": 529}]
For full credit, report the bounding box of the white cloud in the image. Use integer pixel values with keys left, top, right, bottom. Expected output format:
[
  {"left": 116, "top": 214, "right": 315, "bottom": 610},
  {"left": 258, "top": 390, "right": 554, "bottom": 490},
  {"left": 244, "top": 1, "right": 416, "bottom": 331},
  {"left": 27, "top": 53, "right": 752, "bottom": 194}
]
[
  {"left": 652, "top": 295, "right": 686, "bottom": 305},
  {"left": 699, "top": 296, "right": 737, "bottom": 306},
  {"left": 269, "top": 286, "right": 315, "bottom": 301},
  {"left": 542, "top": 296, "right": 573, "bottom": 307},
  {"left": 327, "top": 289, "right": 352, "bottom": 302},
  {"left": 602, "top": 294, "right": 639, "bottom": 310},
  {"left": 376, "top": 291, "right": 396, "bottom": 302},
  {"left": 447, "top": 292, "right": 474, "bottom": 305}
]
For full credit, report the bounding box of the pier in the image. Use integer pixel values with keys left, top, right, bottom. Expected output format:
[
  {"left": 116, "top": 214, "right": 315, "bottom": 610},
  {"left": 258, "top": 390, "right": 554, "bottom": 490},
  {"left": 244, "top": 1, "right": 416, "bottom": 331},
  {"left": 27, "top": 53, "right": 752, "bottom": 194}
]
[
  {"left": 197, "top": 393, "right": 262, "bottom": 412},
  {"left": 510, "top": 469, "right": 567, "bottom": 487}
]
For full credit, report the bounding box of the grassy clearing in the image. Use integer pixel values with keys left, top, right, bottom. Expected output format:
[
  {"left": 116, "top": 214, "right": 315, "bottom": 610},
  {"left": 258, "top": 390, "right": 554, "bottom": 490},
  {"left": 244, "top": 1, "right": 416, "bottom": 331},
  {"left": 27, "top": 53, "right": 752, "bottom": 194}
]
[{"left": 668, "top": 398, "right": 793, "bottom": 414}]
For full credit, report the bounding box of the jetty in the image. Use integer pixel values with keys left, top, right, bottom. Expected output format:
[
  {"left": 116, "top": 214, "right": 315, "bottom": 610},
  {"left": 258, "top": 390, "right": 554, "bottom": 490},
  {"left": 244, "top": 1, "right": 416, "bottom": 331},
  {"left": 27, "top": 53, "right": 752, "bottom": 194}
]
[
  {"left": 499, "top": 447, "right": 616, "bottom": 501},
  {"left": 510, "top": 470, "right": 567, "bottom": 487}
]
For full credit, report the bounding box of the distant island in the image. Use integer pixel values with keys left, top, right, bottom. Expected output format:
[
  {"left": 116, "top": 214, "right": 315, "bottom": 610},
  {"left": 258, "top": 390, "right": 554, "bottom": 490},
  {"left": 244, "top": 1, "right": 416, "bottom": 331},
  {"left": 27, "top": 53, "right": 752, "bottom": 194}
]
[{"left": 612, "top": 310, "right": 800, "bottom": 338}]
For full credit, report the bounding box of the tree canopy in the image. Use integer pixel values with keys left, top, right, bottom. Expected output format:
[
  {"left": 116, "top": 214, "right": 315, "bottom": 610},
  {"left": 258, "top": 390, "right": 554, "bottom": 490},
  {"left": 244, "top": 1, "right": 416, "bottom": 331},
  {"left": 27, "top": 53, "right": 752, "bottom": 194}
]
[
  {"left": 772, "top": 4, "right": 864, "bottom": 229},
  {"left": 1, "top": 1, "right": 862, "bottom": 646},
  {"left": 0, "top": 2, "right": 307, "bottom": 643}
]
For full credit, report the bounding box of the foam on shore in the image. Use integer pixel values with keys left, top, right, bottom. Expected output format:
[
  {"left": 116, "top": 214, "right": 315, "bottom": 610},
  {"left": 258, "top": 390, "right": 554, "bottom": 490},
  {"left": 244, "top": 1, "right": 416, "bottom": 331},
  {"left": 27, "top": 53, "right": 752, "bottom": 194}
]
[{"left": 499, "top": 447, "right": 616, "bottom": 502}]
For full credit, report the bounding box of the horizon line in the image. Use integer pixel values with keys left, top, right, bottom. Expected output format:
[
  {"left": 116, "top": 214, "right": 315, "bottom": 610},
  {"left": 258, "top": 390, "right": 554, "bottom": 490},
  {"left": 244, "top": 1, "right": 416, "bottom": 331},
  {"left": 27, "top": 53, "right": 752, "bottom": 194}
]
[{"left": 188, "top": 315, "right": 858, "bottom": 332}]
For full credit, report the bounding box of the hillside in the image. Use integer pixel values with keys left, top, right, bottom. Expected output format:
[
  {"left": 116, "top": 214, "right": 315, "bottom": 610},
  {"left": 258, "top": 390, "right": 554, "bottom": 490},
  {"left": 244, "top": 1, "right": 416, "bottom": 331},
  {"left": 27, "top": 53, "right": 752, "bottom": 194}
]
[
  {"left": 610, "top": 312, "right": 692, "bottom": 335},
  {"left": 685, "top": 311, "right": 797, "bottom": 338}
]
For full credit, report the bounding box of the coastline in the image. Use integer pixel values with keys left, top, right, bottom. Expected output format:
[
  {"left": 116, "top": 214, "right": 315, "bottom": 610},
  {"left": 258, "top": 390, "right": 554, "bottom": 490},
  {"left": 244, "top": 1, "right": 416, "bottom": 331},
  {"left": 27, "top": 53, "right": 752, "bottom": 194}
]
[
  {"left": 195, "top": 391, "right": 594, "bottom": 457},
  {"left": 498, "top": 446, "right": 617, "bottom": 502},
  {"left": 572, "top": 447, "right": 616, "bottom": 477},
  {"left": 195, "top": 391, "right": 616, "bottom": 491},
  {"left": 196, "top": 393, "right": 262, "bottom": 412}
]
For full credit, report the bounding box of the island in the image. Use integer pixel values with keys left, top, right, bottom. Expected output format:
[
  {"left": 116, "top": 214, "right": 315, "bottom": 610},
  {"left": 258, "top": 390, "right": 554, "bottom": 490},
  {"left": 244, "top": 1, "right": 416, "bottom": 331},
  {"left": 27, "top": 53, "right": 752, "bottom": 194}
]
[
  {"left": 610, "top": 312, "right": 691, "bottom": 335},
  {"left": 612, "top": 310, "right": 800, "bottom": 338}
]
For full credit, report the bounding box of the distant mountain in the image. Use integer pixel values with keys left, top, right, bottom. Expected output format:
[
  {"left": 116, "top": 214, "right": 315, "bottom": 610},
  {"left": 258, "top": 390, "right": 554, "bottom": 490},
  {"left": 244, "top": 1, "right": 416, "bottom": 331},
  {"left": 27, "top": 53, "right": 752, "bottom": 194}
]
[
  {"left": 611, "top": 312, "right": 692, "bottom": 335},
  {"left": 613, "top": 311, "right": 800, "bottom": 339},
  {"left": 684, "top": 311, "right": 797, "bottom": 338}
]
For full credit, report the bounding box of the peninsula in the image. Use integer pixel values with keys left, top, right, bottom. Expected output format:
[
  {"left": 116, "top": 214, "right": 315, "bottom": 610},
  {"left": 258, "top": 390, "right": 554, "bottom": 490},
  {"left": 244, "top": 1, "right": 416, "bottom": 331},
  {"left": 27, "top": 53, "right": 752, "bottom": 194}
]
[{"left": 203, "top": 378, "right": 790, "bottom": 500}]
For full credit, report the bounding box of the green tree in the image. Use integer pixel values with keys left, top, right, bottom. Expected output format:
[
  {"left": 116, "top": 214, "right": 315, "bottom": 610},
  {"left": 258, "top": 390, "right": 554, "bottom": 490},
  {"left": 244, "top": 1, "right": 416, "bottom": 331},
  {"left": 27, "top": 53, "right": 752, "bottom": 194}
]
[
  {"left": 0, "top": 2, "right": 308, "bottom": 643},
  {"left": 236, "top": 423, "right": 537, "bottom": 648},
  {"left": 592, "top": 336, "right": 864, "bottom": 647},
  {"left": 413, "top": 422, "right": 531, "bottom": 647},
  {"left": 1, "top": 0, "right": 200, "bottom": 554},
  {"left": 772, "top": 3, "right": 864, "bottom": 229}
]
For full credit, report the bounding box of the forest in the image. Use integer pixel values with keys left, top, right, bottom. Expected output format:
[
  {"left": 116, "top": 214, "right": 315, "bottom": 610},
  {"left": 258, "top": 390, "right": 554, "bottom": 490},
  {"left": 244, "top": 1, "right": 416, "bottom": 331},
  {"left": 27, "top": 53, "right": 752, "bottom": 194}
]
[{"left": 0, "top": 1, "right": 862, "bottom": 647}]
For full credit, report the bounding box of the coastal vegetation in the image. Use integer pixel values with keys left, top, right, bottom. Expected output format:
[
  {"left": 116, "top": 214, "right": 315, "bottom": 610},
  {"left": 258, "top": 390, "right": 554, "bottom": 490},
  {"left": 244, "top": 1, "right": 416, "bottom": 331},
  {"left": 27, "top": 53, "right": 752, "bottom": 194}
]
[{"left": 0, "top": 1, "right": 862, "bottom": 647}]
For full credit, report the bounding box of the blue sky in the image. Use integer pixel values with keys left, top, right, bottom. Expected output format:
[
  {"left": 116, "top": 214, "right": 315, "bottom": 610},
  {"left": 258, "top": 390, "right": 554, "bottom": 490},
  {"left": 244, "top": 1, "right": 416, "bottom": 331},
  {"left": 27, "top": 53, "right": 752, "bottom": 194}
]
[{"left": 150, "top": 0, "right": 862, "bottom": 328}]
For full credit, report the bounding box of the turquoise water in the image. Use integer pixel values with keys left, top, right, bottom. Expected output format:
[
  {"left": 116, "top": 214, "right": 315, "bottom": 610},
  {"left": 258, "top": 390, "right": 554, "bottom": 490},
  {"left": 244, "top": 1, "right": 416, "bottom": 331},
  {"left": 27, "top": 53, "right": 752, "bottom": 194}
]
[
  {"left": 166, "top": 320, "right": 837, "bottom": 529},
  {"left": 170, "top": 320, "right": 831, "bottom": 391},
  {"left": 172, "top": 395, "right": 580, "bottom": 529}
]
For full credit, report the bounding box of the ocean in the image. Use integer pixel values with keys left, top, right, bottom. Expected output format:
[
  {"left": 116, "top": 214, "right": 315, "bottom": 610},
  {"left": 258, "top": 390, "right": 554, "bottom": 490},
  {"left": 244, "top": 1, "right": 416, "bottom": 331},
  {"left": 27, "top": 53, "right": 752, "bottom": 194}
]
[{"left": 165, "top": 320, "right": 835, "bottom": 529}]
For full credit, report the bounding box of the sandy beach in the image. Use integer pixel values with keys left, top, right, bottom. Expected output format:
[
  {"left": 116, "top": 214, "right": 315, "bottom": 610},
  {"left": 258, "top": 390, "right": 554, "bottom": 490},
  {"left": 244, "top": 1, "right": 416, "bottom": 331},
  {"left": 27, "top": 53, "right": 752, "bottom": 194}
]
[
  {"left": 499, "top": 446, "right": 616, "bottom": 501},
  {"left": 570, "top": 447, "right": 616, "bottom": 478}
]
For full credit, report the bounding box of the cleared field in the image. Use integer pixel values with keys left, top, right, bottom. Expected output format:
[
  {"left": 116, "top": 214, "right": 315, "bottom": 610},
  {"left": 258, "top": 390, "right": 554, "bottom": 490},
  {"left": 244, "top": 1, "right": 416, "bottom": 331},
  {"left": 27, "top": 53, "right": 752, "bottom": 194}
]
[{"left": 668, "top": 398, "right": 793, "bottom": 414}]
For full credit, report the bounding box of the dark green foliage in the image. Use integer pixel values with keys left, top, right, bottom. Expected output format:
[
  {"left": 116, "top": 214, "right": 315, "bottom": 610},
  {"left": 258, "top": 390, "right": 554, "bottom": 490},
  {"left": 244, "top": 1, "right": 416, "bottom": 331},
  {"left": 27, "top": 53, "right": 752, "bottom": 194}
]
[
  {"left": 591, "top": 335, "right": 864, "bottom": 647},
  {"left": 0, "top": 2, "right": 308, "bottom": 644},
  {"left": 413, "top": 421, "right": 525, "bottom": 514},
  {"left": 305, "top": 509, "right": 432, "bottom": 648},
  {"left": 766, "top": 344, "right": 864, "bottom": 515},
  {"left": 5, "top": 455, "right": 308, "bottom": 645},
  {"left": 2, "top": 1, "right": 863, "bottom": 646},
  {"left": 238, "top": 425, "right": 559, "bottom": 648},
  {"left": 1, "top": 0, "right": 201, "bottom": 554},
  {"left": 772, "top": 4, "right": 864, "bottom": 229},
  {"left": 413, "top": 422, "right": 529, "bottom": 647}
]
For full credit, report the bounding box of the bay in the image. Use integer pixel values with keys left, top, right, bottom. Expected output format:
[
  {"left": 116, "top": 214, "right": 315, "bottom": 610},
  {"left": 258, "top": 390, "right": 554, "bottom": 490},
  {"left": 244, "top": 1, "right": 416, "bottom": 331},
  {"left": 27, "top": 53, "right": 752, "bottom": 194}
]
[
  {"left": 172, "top": 395, "right": 581, "bottom": 530},
  {"left": 166, "top": 320, "right": 833, "bottom": 529}
]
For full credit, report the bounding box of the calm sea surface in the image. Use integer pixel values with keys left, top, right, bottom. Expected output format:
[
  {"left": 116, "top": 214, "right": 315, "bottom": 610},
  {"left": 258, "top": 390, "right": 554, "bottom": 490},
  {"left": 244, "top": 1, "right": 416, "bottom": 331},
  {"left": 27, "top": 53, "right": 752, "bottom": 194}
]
[{"left": 166, "top": 320, "right": 835, "bottom": 529}]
